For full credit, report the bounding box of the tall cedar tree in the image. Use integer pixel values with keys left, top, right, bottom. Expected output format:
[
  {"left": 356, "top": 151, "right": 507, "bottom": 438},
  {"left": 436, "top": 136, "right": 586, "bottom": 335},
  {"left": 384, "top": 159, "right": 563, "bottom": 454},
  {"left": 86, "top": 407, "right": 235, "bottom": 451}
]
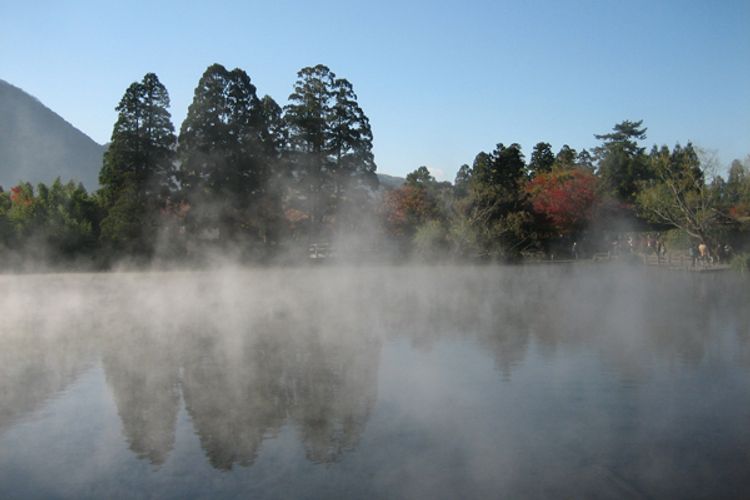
[
  {"left": 99, "top": 73, "right": 176, "bottom": 253},
  {"left": 284, "top": 65, "right": 377, "bottom": 236},
  {"left": 178, "top": 64, "right": 277, "bottom": 241}
]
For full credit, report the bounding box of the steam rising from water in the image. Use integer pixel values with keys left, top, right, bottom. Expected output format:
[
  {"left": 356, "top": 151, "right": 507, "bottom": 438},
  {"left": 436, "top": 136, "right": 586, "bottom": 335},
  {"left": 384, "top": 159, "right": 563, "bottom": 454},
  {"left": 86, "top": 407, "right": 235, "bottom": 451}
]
[{"left": 0, "top": 264, "right": 748, "bottom": 498}]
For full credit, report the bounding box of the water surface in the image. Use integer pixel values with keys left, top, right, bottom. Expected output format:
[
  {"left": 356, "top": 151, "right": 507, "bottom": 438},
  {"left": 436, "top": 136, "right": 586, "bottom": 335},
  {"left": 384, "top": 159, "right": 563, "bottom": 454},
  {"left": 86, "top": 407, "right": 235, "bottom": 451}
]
[{"left": 0, "top": 265, "right": 748, "bottom": 499}]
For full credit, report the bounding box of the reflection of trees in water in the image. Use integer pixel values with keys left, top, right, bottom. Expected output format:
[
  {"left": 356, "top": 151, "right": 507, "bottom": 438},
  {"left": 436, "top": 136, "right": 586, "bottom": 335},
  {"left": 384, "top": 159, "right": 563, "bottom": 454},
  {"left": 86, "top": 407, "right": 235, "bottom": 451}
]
[
  {"left": 493, "top": 267, "right": 750, "bottom": 380},
  {"left": 102, "top": 327, "right": 180, "bottom": 466},
  {"left": 180, "top": 325, "right": 289, "bottom": 470},
  {"left": 89, "top": 272, "right": 383, "bottom": 471},
  {"left": 0, "top": 330, "right": 93, "bottom": 435},
  {"left": 378, "top": 265, "right": 750, "bottom": 382},
  {"left": 0, "top": 273, "right": 98, "bottom": 436},
  {"left": 179, "top": 312, "right": 381, "bottom": 469},
  {"left": 286, "top": 328, "right": 380, "bottom": 463},
  {"left": 93, "top": 267, "right": 750, "bottom": 471}
]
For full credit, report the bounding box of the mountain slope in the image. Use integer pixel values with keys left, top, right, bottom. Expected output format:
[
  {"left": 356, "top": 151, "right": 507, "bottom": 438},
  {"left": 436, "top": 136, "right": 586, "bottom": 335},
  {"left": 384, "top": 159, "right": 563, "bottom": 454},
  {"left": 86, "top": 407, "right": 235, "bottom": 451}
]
[
  {"left": 0, "top": 79, "right": 104, "bottom": 191},
  {"left": 376, "top": 173, "right": 405, "bottom": 190}
]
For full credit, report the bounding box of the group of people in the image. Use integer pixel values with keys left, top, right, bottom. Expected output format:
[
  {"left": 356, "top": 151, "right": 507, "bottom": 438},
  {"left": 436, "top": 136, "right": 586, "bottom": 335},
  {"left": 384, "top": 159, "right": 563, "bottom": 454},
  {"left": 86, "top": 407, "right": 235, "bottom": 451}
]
[
  {"left": 688, "top": 241, "right": 732, "bottom": 267},
  {"left": 609, "top": 233, "right": 666, "bottom": 259},
  {"left": 606, "top": 232, "right": 733, "bottom": 268}
]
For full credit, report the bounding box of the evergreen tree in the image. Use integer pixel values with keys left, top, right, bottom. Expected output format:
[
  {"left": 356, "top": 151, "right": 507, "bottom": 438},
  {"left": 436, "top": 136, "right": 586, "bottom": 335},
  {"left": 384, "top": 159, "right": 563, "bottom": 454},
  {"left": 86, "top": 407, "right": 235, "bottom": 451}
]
[
  {"left": 284, "top": 65, "right": 377, "bottom": 237},
  {"left": 454, "top": 164, "right": 472, "bottom": 198},
  {"left": 576, "top": 149, "right": 595, "bottom": 171},
  {"left": 462, "top": 143, "right": 531, "bottom": 259},
  {"left": 406, "top": 166, "right": 436, "bottom": 187},
  {"left": 178, "top": 64, "right": 275, "bottom": 242},
  {"left": 528, "top": 142, "right": 554, "bottom": 177},
  {"left": 99, "top": 73, "right": 176, "bottom": 254},
  {"left": 472, "top": 143, "right": 526, "bottom": 193},
  {"left": 328, "top": 78, "right": 377, "bottom": 192},
  {"left": 259, "top": 95, "right": 286, "bottom": 161},
  {"left": 594, "top": 120, "right": 650, "bottom": 202},
  {"left": 554, "top": 145, "right": 577, "bottom": 169}
]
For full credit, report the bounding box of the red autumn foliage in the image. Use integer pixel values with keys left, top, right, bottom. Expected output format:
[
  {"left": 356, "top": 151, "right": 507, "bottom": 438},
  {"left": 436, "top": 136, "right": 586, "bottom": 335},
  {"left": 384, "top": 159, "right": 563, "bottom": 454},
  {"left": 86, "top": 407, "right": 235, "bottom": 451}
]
[{"left": 526, "top": 168, "right": 599, "bottom": 234}]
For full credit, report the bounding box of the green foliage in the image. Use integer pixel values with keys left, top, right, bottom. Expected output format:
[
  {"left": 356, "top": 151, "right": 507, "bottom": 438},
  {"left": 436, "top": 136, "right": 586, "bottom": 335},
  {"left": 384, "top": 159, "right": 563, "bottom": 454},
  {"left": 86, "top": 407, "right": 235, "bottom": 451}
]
[
  {"left": 177, "top": 64, "right": 287, "bottom": 246},
  {"left": 259, "top": 95, "right": 287, "bottom": 158},
  {"left": 730, "top": 252, "right": 750, "bottom": 274},
  {"left": 636, "top": 143, "right": 721, "bottom": 243},
  {"left": 0, "top": 190, "right": 12, "bottom": 247},
  {"left": 100, "top": 73, "right": 176, "bottom": 254},
  {"left": 576, "top": 149, "right": 595, "bottom": 171},
  {"left": 594, "top": 120, "right": 650, "bottom": 202},
  {"left": 406, "top": 166, "right": 435, "bottom": 187},
  {"left": 5, "top": 59, "right": 747, "bottom": 270},
  {"left": 471, "top": 143, "right": 526, "bottom": 193},
  {"left": 554, "top": 145, "right": 577, "bottom": 170},
  {"left": 284, "top": 65, "right": 377, "bottom": 236},
  {"left": 662, "top": 229, "right": 692, "bottom": 251},
  {"left": 457, "top": 143, "right": 533, "bottom": 259},
  {"left": 453, "top": 164, "right": 472, "bottom": 197},
  {"left": 413, "top": 220, "right": 448, "bottom": 260},
  {"left": 446, "top": 216, "right": 480, "bottom": 257},
  {"left": 40, "top": 179, "right": 98, "bottom": 256},
  {"left": 99, "top": 181, "right": 150, "bottom": 254},
  {"left": 528, "top": 142, "right": 554, "bottom": 177},
  {"left": 6, "top": 183, "right": 40, "bottom": 238},
  {"left": 100, "top": 73, "right": 176, "bottom": 206},
  {"left": 722, "top": 158, "right": 750, "bottom": 223},
  {"left": 4, "top": 180, "right": 97, "bottom": 259},
  {"left": 179, "top": 65, "right": 267, "bottom": 203}
]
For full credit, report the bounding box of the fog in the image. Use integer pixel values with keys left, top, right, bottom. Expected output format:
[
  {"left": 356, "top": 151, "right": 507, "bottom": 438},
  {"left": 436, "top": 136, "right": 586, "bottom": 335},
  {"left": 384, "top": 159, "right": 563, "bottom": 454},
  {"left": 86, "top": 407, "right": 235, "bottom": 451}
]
[{"left": 0, "top": 264, "right": 748, "bottom": 498}]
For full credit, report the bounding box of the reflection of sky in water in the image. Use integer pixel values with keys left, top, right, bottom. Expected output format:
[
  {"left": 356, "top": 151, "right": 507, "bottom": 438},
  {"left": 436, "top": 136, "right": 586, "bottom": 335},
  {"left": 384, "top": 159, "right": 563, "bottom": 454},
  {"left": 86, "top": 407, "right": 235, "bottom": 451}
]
[{"left": 0, "top": 266, "right": 748, "bottom": 498}]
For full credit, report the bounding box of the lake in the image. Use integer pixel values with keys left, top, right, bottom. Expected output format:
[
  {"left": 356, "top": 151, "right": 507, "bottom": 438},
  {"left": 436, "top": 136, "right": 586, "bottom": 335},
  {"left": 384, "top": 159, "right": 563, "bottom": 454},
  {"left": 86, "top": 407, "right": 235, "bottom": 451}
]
[{"left": 0, "top": 265, "right": 748, "bottom": 499}]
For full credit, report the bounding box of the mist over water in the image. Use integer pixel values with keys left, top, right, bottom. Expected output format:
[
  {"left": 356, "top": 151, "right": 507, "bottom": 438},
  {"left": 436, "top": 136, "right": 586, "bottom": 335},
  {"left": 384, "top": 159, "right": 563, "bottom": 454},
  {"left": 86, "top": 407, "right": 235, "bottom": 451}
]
[{"left": 0, "top": 264, "right": 748, "bottom": 498}]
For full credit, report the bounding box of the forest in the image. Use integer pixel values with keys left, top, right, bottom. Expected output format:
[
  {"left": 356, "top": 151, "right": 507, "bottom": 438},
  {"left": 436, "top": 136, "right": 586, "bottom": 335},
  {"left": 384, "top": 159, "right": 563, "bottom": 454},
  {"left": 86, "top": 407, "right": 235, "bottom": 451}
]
[{"left": 1, "top": 64, "right": 749, "bottom": 268}]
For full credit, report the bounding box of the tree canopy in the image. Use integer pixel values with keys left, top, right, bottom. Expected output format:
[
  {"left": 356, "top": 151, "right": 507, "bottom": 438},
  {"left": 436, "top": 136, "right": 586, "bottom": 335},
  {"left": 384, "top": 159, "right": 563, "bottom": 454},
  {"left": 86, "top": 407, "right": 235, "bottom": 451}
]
[
  {"left": 3, "top": 63, "right": 749, "bottom": 269},
  {"left": 99, "top": 72, "right": 176, "bottom": 254},
  {"left": 594, "top": 120, "right": 650, "bottom": 202}
]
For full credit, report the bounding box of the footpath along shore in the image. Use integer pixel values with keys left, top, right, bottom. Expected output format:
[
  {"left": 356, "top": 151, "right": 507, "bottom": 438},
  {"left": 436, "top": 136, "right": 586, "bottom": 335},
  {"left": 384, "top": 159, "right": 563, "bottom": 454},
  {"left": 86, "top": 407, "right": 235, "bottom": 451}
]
[{"left": 535, "top": 251, "right": 731, "bottom": 273}]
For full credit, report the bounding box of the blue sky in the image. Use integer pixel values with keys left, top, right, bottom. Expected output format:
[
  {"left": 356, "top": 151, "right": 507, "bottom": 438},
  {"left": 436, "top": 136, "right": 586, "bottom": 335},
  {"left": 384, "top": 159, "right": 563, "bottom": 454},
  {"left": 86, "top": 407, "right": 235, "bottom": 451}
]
[{"left": 2, "top": 0, "right": 748, "bottom": 180}]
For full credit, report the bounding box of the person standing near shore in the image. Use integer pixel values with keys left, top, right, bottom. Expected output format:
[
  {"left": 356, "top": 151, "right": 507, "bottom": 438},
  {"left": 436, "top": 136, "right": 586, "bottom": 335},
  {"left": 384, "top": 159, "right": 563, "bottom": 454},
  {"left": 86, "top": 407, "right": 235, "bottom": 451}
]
[
  {"left": 698, "top": 241, "right": 708, "bottom": 264},
  {"left": 689, "top": 244, "right": 698, "bottom": 267}
]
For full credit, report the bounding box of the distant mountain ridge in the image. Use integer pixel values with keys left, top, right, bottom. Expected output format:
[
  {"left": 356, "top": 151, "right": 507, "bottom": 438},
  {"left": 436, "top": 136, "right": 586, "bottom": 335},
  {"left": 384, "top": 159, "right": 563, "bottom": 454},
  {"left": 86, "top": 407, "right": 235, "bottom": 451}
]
[
  {"left": 0, "top": 79, "right": 104, "bottom": 191},
  {"left": 376, "top": 173, "right": 405, "bottom": 189}
]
